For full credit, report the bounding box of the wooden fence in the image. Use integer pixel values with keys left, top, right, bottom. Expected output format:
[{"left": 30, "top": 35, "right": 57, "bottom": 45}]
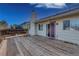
[{"left": 0, "top": 29, "right": 27, "bottom": 36}]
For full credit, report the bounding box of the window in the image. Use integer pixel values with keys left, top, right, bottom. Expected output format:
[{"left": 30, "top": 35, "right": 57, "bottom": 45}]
[
  {"left": 70, "top": 19, "right": 79, "bottom": 31},
  {"left": 46, "top": 24, "right": 50, "bottom": 36},
  {"left": 46, "top": 24, "right": 50, "bottom": 29},
  {"left": 38, "top": 24, "right": 43, "bottom": 31},
  {"left": 63, "top": 20, "right": 70, "bottom": 30}
]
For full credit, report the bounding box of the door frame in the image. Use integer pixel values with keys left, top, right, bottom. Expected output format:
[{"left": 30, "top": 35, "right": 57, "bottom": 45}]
[
  {"left": 50, "top": 22, "right": 55, "bottom": 38},
  {"left": 46, "top": 21, "right": 56, "bottom": 38}
]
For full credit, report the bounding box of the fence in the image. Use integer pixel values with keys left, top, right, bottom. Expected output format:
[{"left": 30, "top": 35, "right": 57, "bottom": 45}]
[{"left": 0, "top": 29, "right": 27, "bottom": 36}]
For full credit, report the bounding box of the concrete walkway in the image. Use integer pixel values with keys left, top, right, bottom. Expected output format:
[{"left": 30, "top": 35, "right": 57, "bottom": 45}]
[{"left": 0, "top": 35, "right": 79, "bottom": 56}]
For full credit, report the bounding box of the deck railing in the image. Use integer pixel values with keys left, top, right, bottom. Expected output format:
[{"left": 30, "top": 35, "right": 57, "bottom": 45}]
[{"left": 0, "top": 29, "right": 27, "bottom": 36}]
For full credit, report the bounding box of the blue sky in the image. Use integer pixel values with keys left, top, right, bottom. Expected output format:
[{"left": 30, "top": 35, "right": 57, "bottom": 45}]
[{"left": 0, "top": 3, "right": 79, "bottom": 25}]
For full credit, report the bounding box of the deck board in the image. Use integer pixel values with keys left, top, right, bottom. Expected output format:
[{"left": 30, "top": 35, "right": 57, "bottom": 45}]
[{"left": 1, "top": 35, "right": 79, "bottom": 56}]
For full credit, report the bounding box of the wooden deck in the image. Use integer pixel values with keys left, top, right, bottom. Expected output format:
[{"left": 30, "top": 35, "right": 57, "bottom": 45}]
[{"left": 0, "top": 35, "right": 79, "bottom": 56}]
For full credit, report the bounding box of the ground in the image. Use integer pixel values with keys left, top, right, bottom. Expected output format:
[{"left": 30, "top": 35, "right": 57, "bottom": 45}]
[{"left": 0, "top": 35, "right": 79, "bottom": 56}]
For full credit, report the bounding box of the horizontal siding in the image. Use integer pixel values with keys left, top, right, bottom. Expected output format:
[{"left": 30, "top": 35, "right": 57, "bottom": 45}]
[
  {"left": 55, "top": 17, "right": 79, "bottom": 45},
  {"left": 29, "top": 23, "right": 36, "bottom": 35},
  {"left": 36, "top": 24, "right": 47, "bottom": 36}
]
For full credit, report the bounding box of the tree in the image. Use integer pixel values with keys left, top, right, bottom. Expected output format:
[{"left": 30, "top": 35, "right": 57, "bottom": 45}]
[
  {"left": 11, "top": 24, "right": 23, "bottom": 29},
  {"left": 0, "top": 20, "right": 8, "bottom": 30},
  {"left": 0, "top": 20, "right": 8, "bottom": 26}
]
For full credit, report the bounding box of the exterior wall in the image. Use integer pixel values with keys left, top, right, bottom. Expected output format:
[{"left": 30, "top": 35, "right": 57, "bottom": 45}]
[
  {"left": 36, "top": 24, "right": 46, "bottom": 36},
  {"left": 55, "top": 16, "right": 79, "bottom": 45},
  {"left": 36, "top": 21, "right": 49, "bottom": 36},
  {"left": 29, "top": 10, "right": 37, "bottom": 35},
  {"left": 29, "top": 22, "right": 36, "bottom": 35}
]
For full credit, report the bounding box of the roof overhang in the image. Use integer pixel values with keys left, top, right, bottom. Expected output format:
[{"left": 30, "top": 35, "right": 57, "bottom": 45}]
[{"left": 36, "top": 7, "right": 79, "bottom": 23}]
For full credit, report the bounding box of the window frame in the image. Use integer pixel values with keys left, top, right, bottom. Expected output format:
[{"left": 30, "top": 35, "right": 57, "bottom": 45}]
[
  {"left": 63, "top": 20, "right": 70, "bottom": 30},
  {"left": 38, "top": 24, "right": 43, "bottom": 31}
]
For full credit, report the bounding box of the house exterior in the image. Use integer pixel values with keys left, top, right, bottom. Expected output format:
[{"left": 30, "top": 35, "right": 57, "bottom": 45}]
[
  {"left": 29, "top": 7, "right": 79, "bottom": 45},
  {"left": 29, "top": 10, "right": 37, "bottom": 35}
]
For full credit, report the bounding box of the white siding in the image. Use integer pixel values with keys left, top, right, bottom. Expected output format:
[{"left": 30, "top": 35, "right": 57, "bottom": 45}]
[
  {"left": 29, "top": 22, "right": 36, "bottom": 35},
  {"left": 36, "top": 24, "right": 47, "bottom": 36},
  {"left": 55, "top": 17, "right": 79, "bottom": 45}
]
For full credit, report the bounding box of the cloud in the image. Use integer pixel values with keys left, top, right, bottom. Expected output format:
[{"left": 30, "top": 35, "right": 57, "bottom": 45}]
[{"left": 30, "top": 3, "right": 67, "bottom": 8}]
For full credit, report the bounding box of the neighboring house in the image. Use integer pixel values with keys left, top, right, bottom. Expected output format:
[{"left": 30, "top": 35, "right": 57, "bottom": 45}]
[
  {"left": 11, "top": 24, "right": 23, "bottom": 30},
  {"left": 21, "top": 22, "right": 30, "bottom": 31}
]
